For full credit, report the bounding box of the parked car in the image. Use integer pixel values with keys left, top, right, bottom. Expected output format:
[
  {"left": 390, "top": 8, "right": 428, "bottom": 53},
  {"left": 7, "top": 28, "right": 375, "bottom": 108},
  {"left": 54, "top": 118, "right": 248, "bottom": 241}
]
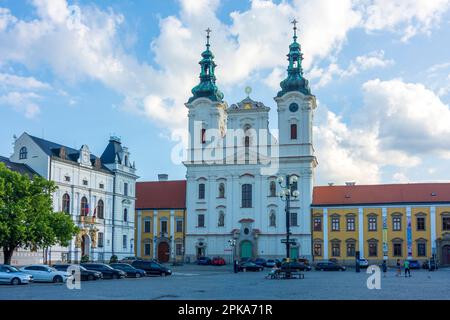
[
  {"left": 0, "top": 265, "right": 33, "bottom": 285},
  {"left": 196, "top": 257, "right": 212, "bottom": 265},
  {"left": 20, "top": 265, "right": 70, "bottom": 283},
  {"left": 281, "top": 261, "right": 311, "bottom": 271},
  {"left": 53, "top": 264, "right": 102, "bottom": 281},
  {"left": 408, "top": 260, "right": 421, "bottom": 269},
  {"left": 265, "top": 259, "right": 277, "bottom": 268},
  {"left": 254, "top": 258, "right": 267, "bottom": 267},
  {"left": 238, "top": 262, "right": 264, "bottom": 272},
  {"left": 315, "top": 261, "right": 346, "bottom": 271},
  {"left": 81, "top": 263, "right": 126, "bottom": 279},
  {"left": 110, "top": 263, "right": 146, "bottom": 278},
  {"left": 131, "top": 260, "right": 172, "bottom": 276},
  {"left": 211, "top": 257, "right": 226, "bottom": 266},
  {"left": 358, "top": 259, "right": 369, "bottom": 268},
  {"left": 119, "top": 256, "right": 142, "bottom": 263}
]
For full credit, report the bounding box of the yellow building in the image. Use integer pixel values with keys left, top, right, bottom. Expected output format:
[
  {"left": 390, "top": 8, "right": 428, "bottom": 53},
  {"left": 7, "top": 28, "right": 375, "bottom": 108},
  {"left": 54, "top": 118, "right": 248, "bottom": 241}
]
[
  {"left": 311, "top": 183, "right": 450, "bottom": 266},
  {"left": 135, "top": 177, "right": 186, "bottom": 263}
]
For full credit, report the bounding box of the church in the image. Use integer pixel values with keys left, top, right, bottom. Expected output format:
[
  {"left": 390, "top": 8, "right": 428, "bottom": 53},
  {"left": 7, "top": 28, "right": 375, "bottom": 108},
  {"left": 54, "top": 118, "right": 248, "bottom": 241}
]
[{"left": 183, "top": 23, "right": 317, "bottom": 262}]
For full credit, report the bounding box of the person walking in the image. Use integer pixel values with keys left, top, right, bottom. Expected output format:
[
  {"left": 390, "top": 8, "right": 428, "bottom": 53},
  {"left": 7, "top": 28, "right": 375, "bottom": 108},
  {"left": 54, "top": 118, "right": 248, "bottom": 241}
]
[
  {"left": 382, "top": 260, "right": 387, "bottom": 277},
  {"left": 396, "top": 259, "right": 401, "bottom": 277},
  {"left": 404, "top": 259, "right": 411, "bottom": 277}
]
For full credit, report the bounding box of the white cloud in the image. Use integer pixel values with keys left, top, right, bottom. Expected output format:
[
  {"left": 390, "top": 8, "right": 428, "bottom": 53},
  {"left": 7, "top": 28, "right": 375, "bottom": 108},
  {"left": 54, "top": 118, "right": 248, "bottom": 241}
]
[
  {"left": 0, "top": 73, "right": 51, "bottom": 90},
  {"left": 0, "top": 92, "right": 41, "bottom": 118}
]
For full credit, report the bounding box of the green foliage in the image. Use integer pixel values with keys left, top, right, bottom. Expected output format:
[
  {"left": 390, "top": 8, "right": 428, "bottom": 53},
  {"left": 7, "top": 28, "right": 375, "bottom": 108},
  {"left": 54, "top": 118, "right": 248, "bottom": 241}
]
[
  {"left": 80, "top": 255, "right": 90, "bottom": 263},
  {"left": 0, "top": 162, "right": 79, "bottom": 264},
  {"left": 109, "top": 255, "right": 118, "bottom": 263}
]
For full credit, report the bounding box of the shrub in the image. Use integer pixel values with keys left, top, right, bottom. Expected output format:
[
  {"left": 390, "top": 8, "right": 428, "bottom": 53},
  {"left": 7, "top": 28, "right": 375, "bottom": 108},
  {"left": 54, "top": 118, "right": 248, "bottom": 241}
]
[
  {"left": 109, "top": 255, "right": 118, "bottom": 263},
  {"left": 80, "top": 255, "right": 90, "bottom": 263}
]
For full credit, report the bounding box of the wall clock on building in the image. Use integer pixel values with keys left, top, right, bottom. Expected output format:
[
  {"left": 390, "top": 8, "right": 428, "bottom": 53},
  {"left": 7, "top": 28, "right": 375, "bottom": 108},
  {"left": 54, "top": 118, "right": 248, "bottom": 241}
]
[{"left": 289, "top": 102, "right": 299, "bottom": 112}]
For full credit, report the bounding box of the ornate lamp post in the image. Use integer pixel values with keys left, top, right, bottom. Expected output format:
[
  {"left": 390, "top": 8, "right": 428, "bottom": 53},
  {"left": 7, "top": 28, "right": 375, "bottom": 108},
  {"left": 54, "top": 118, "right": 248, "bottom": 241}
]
[
  {"left": 278, "top": 175, "right": 300, "bottom": 261},
  {"left": 228, "top": 239, "right": 237, "bottom": 273}
]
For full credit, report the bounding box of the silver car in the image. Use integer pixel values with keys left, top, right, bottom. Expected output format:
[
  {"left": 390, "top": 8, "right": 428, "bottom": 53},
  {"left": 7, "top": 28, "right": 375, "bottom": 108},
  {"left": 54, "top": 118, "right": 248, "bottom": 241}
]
[
  {"left": 0, "top": 265, "right": 33, "bottom": 285},
  {"left": 20, "top": 265, "right": 70, "bottom": 283}
]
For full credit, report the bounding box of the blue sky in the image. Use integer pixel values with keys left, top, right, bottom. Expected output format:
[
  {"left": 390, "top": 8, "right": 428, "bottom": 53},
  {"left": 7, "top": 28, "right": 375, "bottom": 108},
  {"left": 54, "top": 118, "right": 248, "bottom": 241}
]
[{"left": 1, "top": 0, "right": 450, "bottom": 185}]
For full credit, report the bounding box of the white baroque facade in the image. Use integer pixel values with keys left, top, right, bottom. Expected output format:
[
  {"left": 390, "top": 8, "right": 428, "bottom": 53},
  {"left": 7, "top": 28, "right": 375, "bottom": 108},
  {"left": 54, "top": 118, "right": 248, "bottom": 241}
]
[
  {"left": 3, "top": 133, "right": 138, "bottom": 264},
  {"left": 184, "top": 26, "right": 317, "bottom": 262}
]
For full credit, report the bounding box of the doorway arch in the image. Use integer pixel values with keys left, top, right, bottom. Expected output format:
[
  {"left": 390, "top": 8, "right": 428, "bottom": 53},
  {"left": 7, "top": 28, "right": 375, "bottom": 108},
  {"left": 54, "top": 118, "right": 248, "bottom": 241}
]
[
  {"left": 442, "top": 245, "right": 450, "bottom": 265},
  {"left": 158, "top": 242, "right": 170, "bottom": 263}
]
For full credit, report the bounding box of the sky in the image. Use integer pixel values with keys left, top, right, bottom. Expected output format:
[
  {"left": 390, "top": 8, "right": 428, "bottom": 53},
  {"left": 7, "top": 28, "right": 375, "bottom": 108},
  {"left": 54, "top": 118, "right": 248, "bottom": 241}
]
[{"left": 0, "top": 0, "right": 450, "bottom": 185}]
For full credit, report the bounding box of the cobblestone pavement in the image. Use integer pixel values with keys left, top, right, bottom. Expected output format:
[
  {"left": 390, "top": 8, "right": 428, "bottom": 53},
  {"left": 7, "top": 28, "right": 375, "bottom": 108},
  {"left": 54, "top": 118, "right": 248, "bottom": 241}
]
[{"left": 1, "top": 265, "right": 449, "bottom": 300}]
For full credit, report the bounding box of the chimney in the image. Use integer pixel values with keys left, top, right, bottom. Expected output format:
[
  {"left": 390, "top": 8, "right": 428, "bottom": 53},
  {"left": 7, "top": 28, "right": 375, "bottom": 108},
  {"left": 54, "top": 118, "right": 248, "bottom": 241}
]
[
  {"left": 158, "top": 174, "right": 169, "bottom": 182},
  {"left": 345, "top": 182, "right": 356, "bottom": 186}
]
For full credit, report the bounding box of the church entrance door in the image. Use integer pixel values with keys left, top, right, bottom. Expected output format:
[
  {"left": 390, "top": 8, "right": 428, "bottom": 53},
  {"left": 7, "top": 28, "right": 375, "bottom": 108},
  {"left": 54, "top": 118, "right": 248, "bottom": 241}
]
[{"left": 240, "top": 241, "right": 252, "bottom": 259}]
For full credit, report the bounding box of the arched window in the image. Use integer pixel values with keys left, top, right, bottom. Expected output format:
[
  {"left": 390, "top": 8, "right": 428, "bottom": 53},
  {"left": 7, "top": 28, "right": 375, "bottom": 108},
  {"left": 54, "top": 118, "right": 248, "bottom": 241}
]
[
  {"left": 290, "top": 124, "right": 297, "bottom": 140},
  {"left": 218, "top": 183, "right": 225, "bottom": 198},
  {"left": 269, "top": 210, "right": 276, "bottom": 227},
  {"left": 201, "top": 128, "right": 206, "bottom": 144},
  {"left": 242, "top": 184, "right": 252, "bottom": 208},
  {"left": 218, "top": 211, "right": 225, "bottom": 227},
  {"left": 97, "top": 200, "right": 104, "bottom": 219},
  {"left": 62, "top": 194, "right": 70, "bottom": 214},
  {"left": 244, "top": 136, "right": 250, "bottom": 148},
  {"left": 80, "top": 197, "right": 89, "bottom": 216},
  {"left": 124, "top": 208, "right": 128, "bottom": 222},
  {"left": 19, "top": 147, "right": 27, "bottom": 160},
  {"left": 270, "top": 181, "right": 276, "bottom": 197}
]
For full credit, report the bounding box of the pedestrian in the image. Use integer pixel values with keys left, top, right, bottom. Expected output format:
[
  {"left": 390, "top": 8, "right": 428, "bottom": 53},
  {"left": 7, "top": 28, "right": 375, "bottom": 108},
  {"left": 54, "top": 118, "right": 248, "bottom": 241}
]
[
  {"left": 382, "top": 260, "right": 387, "bottom": 277},
  {"left": 404, "top": 259, "right": 411, "bottom": 277},
  {"left": 396, "top": 259, "right": 401, "bottom": 277}
]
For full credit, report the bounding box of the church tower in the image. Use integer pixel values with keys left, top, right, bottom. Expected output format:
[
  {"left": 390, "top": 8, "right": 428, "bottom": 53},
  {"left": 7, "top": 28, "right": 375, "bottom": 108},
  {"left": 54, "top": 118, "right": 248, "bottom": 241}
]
[
  {"left": 185, "top": 28, "right": 227, "bottom": 163},
  {"left": 274, "top": 20, "right": 317, "bottom": 258}
]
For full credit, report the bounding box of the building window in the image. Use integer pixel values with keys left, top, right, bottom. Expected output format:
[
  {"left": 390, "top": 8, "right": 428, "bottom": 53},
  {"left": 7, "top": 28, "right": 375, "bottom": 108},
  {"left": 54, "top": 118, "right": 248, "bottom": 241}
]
[
  {"left": 124, "top": 183, "right": 128, "bottom": 196},
  {"left": 269, "top": 210, "right": 276, "bottom": 227},
  {"left": 62, "top": 193, "right": 70, "bottom": 214},
  {"left": 242, "top": 184, "right": 252, "bottom": 208},
  {"left": 82, "top": 180, "right": 88, "bottom": 186},
  {"left": 313, "top": 243, "right": 322, "bottom": 256},
  {"left": 346, "top": 242, "right": 356, "bottom": 257},
  {"left": 393, "top": 243, "right": 402, "bottom": 257},
  {"left": 331, "top": 242, "right": 340, "bottom": 257},
  {"left": 244, "top": 135, "right": 250, "bottom": 148},
  {"left": 98, "top": 232, "right": 104, "bottom": 248},
  {"left": 218, "top": 183, "right": 225, "bottom": 198},
  {"left": 290, "top": 124, "right": 297, "bottom": 140},
  {"left": 368, "top": 217, "right": 377, "bottom": 231},
  {"left": 198, "top": 183, "right": 205, "bottom": 200},
  {"left": 417, "top": 243, "right": 426, "bottom": 257},
  {"left": 124, "top": 155, "right": 129, "bottom": 166},
  {"left": 393, "top": 217, "right": 402, "bottom": 231},
  {"left": 19, "top": 147, "right": 27, "bottom": 160},
  {"left": 122, "top": 235, "right": 127, "bottom": 249},
  {"left": 331, "top": 217, "right": 340, "bottom": 231},
  {"left": 99, "top": 183, "right": 104, "bottom": 189},
  {"left": 198, "top": 214, "right": 205, "bottom": 227},
  {"left": 176, "top": 243, "right": 183, "bottom": 256},
  {"left": 313, "top": 217, "right": 322, "bottom": 231},
  {"left": 442, "top": 217, "right": 450, "bottom": 231},
  {"left": 96, "top": 200, "right": 104, "bottom": 219},
  {"left": 176, "top": 220, "right": 183, "bottom": 233},
  {"left": 218, "top": 211, "right": 225, "bottom": 227},
  {"left": 80, "top": 197, "right": 89, "bottom": 216},
  {"left": 346, "top": 217, "right": 355, "bottom": 231},
  {"left": 123, "top": 208, "right": 128, "bottom": 222},
  {"left": 144, "top": 243, "right": 151, "bottom": 256},
  {"left": 417, "top": 217, "right": 426, "bottom": 231},
  {"left": 290, "top": 212, "right": 298, "bottom": 226},
  {"left": 201, "top": 128, "right": 206, "bottom": 144},
  {"left": 64, "top": 176, "right": 70, "bottom": 182},
  {"left": 144, "top": 219, "right": 151, "bottom": 233},
  {"left": 161, "top": 220, "right": 168, "bottom": 234},
  {"left": 369, "top": 242, "right": 378, "bottom": 257},
  {"left": 269, "top": 181, "right": 276, "bottom": 197}
]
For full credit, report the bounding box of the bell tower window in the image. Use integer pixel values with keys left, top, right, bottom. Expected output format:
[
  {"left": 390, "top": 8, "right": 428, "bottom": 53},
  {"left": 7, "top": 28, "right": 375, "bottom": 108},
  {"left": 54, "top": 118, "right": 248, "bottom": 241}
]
[
  {"left": 201, "top": 128, "right": 206, "bottom": 144},
  {"left": 290, "top": 124, "right": 297, "bottom": 140}
]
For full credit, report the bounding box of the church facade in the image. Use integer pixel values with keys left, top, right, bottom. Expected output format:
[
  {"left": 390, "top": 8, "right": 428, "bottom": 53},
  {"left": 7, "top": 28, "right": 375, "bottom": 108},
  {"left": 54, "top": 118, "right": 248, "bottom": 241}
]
[{"left": 184, "top": 25, "right": 317, "bottom": 262}]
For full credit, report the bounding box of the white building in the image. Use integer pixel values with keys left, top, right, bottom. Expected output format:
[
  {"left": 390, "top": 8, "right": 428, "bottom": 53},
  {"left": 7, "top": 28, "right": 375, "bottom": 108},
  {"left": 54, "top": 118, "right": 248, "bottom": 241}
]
[
  {"left": 1, "top": 133, "right": 138, "bottom": 264},
  {"left": 184, "top": 25, "right": 317, "bottom": 262}
]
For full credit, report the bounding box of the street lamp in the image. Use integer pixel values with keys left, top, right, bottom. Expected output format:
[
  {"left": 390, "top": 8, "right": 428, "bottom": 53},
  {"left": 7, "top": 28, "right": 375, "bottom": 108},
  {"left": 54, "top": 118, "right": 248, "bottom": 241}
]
[
  {"left": 278, "top": 174, "right": 299, "bottom": 262},
  {"left": 228, "top": 239, "right": 237, "bottom": 273}
]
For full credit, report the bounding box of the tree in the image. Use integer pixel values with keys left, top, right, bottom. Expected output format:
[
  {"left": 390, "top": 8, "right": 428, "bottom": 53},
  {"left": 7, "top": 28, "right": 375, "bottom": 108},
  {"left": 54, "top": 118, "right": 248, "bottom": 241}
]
[{"left": 0, "top": 163, "right": 79, "bottom": 264}]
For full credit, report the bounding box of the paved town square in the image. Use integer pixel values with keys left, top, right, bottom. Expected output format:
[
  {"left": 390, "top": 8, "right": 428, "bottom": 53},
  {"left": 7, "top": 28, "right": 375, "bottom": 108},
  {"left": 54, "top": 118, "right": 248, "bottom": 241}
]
[{"left": 1, "top": 265, "right": 449, "bottom": 300}]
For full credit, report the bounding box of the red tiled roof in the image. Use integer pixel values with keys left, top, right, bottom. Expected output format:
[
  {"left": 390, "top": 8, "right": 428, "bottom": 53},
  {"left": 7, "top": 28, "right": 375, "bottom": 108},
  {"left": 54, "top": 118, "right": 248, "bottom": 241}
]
[
  {"left": 136, "top": 180, "right": 186, "bottom": 209},
  {"left": 312, "top": 183, "right": 450, "bottom": 206}
]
